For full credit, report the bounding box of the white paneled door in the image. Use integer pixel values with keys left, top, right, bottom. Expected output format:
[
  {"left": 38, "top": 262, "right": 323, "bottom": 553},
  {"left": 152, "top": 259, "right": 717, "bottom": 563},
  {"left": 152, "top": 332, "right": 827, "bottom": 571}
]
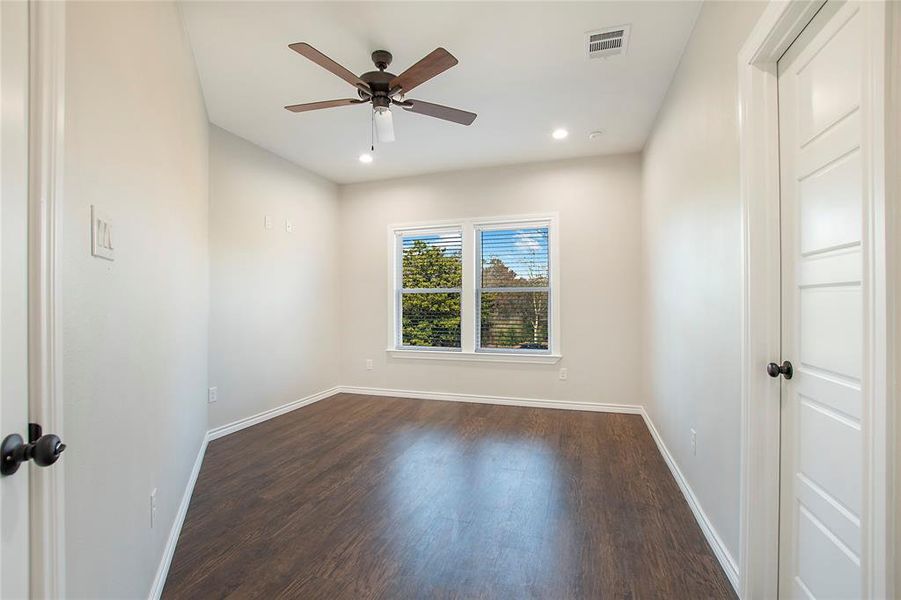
[{"left": 777, "top": 1, "right": 868, "bottom": 598}]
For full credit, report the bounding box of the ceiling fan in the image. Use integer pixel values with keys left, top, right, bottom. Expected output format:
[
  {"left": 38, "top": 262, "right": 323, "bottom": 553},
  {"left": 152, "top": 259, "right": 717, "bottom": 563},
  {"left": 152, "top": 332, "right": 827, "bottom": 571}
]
[{"left": 284, "top": 43, "right": 477, "bottom": 143}]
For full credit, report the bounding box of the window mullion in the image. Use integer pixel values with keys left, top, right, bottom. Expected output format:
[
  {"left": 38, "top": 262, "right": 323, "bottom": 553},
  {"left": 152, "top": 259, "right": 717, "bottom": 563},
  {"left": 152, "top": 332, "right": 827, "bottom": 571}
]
[{"left": 461, "top": 225, "right": 476, "bottom": 353}]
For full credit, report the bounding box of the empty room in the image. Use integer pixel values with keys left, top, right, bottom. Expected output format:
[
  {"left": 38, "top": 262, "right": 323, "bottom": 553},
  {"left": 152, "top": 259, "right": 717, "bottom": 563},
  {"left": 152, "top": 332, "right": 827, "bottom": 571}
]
[{"left": 1, "top": 0, "right": 898, "bottom": 598}]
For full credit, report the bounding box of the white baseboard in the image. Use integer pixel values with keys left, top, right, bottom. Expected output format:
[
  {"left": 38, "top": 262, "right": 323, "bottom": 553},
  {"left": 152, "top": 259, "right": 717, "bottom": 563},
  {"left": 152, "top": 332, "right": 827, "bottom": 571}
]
[
  {"left": 207, "top": 386, "right": 342, "bottom": 441},
  {"left": 338, "top": 385, "right": 643, "bottom": 414},
  {"left": 640, "top": 408, "right": 740, "bottom": 593},
  {"left": 148, "top": 432, "right": 209, "bottom": 600}
]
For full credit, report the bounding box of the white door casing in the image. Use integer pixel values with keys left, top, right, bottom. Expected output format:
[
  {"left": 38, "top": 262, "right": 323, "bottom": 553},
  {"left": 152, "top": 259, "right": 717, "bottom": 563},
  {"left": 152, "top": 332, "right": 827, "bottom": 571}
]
[
  {"left": 777, "top": 2, "right": 870, "bottom": 597},
  {"left": 28, "top": 1, "right": 67, "bottom": 597},
  {"left": 0, "top": 0, "right": 33, "bottom": 597}
]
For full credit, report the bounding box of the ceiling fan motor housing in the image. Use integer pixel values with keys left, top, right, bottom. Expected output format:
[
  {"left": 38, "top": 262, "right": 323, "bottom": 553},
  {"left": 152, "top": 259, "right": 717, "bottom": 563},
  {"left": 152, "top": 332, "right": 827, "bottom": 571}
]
[{"left": 359, "top": 69, "right": 396, "bottom": 102}]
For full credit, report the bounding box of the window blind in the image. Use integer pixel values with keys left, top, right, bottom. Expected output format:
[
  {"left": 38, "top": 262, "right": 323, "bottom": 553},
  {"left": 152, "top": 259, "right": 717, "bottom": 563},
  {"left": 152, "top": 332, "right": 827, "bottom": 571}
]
[{"left": 478, "top": 226, "right": 550, "bottom": 351}]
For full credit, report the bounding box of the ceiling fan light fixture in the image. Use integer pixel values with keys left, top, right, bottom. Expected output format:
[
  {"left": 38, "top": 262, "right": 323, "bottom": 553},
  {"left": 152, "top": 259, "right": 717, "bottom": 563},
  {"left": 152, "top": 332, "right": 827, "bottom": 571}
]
[
  {"left": 359, "top": 153, "right": 373, "bottom": 164},
  {"left": 374, "top": 106, "right": 395, "bottom": 143}
]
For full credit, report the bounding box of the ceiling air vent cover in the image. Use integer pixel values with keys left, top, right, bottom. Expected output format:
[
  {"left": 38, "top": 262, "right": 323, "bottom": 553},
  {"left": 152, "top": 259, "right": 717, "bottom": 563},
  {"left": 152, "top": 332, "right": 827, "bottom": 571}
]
[{"left": 586, "top": 25, "right": 631, "bottom": 59}]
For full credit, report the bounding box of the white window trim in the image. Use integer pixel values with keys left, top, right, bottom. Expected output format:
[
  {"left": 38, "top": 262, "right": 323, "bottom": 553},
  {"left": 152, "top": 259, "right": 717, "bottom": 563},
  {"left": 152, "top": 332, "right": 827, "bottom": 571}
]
[{"left": 387, "top": 213, "right": 561, "bottom": 362}]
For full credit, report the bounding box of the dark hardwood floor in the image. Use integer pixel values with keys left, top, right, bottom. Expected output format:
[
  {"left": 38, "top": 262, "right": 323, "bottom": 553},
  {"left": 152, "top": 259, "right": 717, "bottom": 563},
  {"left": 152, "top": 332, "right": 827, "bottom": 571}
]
[{"left": 163, "top": 393, "right": 736, "bottom": 599}]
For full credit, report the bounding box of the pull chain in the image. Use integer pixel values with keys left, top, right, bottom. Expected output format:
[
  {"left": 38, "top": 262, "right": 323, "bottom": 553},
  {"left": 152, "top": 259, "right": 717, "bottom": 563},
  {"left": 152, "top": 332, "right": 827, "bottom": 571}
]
[{"left": 370, "top": 109, "right": 375, "bottom": 152}]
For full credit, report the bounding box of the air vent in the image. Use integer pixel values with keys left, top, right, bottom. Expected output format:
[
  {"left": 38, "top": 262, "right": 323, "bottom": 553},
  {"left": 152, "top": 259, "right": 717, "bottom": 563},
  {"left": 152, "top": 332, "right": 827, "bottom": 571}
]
[{"left": 586, "top": 25, "right": 630, "bottom": 59}]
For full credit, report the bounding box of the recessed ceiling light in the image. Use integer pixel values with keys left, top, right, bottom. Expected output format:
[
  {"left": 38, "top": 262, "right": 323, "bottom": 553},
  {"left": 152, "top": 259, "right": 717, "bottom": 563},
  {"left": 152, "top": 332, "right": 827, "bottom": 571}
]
[
  {"left": 359, "top": 153, "right": 373, "bottom": 164},
  {"left": 552, "top": 128, "right": 569, "bottom": 140}
]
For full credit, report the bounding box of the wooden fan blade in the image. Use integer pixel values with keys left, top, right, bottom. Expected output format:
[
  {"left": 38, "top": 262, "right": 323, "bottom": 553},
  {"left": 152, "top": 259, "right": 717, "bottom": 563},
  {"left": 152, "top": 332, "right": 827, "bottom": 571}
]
[
  {"left": 285, "top": 99, "right": 365, "bottom": 112},
  {"left": 289, "top": 42, "right": 367, "bottom": 89},
  {"left": 401, "top": 99, "right": 476, "bottom": 125},
  {"left": 389, "top": 48, "right": 458, "bottom": 94}
]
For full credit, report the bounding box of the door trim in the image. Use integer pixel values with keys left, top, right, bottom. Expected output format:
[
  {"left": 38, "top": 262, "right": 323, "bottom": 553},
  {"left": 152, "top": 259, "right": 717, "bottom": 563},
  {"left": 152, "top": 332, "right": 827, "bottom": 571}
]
[
  {"left": 27, "top": 1, "right": 66, "bottom": 597},
  {"left": 738, "top": 1, "right": 895, "bottom": 598}
]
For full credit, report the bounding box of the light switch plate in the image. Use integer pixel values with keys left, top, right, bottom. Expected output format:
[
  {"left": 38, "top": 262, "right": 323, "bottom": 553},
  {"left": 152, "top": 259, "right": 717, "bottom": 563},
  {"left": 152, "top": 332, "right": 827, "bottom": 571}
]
[
  {"left": 264, "top": 215, "right": 273, "bottom": 230},
  {"left": 286, "top": 219, "right": 294, "bottom": 233},
  {"left": 91, "top": 205, "right": 114, "bottom": 261}
]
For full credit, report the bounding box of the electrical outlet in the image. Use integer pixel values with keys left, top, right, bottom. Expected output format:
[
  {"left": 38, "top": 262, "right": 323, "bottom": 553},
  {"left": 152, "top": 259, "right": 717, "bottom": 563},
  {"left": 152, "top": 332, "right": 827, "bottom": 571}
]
[
  {"left": 264, "top": 215, "right": 273, "bottom": 230},
  {"left": 365, "top": 359, "right": 373, "bottom": 371},
  {"left": 559, "top": 368, "right": 568, "bottom": 380},
  {"left": 690, "top": 428, "right": 697, "bottom": 456},
  {"left": 286, "top": 219, "right": 294, "bottom": 233},
  {"left": 150, "top": 488, "right": 158, "bottom": 529},
  {"left": 208, "top": 386, "right": 218, "bottom": 403}
]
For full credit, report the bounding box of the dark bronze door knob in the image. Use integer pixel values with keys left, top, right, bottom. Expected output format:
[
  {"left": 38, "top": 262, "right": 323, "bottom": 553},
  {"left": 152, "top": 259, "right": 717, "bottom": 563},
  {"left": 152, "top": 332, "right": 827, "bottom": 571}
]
[
  {"left": 767, "top": 360, "right": 793, "bottom": 380},
  {"left": 1, "top": 424, "right": 66, "bottom": 476}
]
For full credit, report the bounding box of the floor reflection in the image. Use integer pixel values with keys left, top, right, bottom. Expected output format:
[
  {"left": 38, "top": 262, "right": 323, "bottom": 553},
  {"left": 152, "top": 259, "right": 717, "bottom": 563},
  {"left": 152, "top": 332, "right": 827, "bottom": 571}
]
[{"left": 380, "top": 428, "right": 563, "bottom": 592}]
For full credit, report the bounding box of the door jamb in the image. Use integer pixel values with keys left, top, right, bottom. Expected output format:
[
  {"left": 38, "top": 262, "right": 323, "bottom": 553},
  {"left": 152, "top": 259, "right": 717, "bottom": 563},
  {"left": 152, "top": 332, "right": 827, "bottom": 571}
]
[
  {"left": 737, "top": 1, "right": 895, "bottom": 598},
  {"left": 27, "top": 1, "right": 66, "bottom": 597}
]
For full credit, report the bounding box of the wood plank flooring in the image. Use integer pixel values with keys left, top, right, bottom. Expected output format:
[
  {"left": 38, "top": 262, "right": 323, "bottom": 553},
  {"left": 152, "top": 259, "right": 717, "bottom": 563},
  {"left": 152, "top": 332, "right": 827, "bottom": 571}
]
[{"left": 163, "top": 393, "right": 736, "bottom": 599}]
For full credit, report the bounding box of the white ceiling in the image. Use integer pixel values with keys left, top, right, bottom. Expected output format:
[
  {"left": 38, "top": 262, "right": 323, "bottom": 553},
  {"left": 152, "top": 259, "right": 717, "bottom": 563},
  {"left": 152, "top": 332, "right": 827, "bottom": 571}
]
[{"left": 180, "top": 1, "right": 701, "bottom": 184}]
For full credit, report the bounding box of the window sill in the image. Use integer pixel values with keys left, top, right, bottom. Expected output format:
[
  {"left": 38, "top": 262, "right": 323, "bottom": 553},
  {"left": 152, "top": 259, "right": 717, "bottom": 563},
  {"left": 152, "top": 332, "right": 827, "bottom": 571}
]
[{"left": 386, "top": 349, "right": 562, "bottom": 364}]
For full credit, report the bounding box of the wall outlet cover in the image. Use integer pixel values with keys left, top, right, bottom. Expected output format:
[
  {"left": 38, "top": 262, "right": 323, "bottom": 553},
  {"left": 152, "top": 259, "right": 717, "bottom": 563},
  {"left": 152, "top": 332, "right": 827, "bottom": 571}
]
[
  {"left": 208, "top": 386, "right": 218, "bottom": 403},
  {"left": 264, "top": 215, "right": 273, "bottom": 230}
]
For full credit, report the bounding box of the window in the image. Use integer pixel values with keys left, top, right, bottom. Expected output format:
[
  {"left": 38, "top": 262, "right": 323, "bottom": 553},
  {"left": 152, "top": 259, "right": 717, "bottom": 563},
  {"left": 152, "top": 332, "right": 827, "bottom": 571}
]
[
  {"left": 391, "top": 215, "right": 559, "bottom": 362},
  {"left": 396, "top": 229, "right": 462, "bottom": 349},
  {"left": 477, "top": 226, "right": 550, "bottom": 351}
]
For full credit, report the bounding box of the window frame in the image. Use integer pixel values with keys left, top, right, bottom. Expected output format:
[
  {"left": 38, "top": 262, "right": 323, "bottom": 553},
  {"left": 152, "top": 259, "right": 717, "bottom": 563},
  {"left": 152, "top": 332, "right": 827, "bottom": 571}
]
[
  {"left": 388, "top": 214, "right": 561, "bottom": 364},
  {"left": 393, "top": 225, "right": 464, "bottom": 352},
  {"left": 474, "top": 220, "right": 553, "bottom": 355}
]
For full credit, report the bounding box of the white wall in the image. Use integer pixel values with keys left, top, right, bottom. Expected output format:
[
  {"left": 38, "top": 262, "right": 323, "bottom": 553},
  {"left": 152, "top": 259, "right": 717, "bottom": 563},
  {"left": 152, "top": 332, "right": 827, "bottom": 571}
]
[
  {"left": 62, "top": 2, "right": 209, "bottom": 598},
  {"left": 208, "top": 126, "right": 341, "bottom": 429},
  {"left": 338, "top": 154, "right": 643, "bottom": 406},
  {"left": 640, "top": 0, "right": 765, "bottom": 567}
]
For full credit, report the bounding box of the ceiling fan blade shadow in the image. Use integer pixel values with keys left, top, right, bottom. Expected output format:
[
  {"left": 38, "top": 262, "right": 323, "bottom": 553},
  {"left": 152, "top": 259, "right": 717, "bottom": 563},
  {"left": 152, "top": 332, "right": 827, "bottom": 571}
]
[
  {"left": 285, "top": 99, "right": 365, "bottom": 112},
  {"left": 401, "top": 99, "right": 476, "bottom": 125},
  {"left": 389, "top": 48, "right": 458, "bottom": 95},
  {"left": 289, "top": 42, "right": 368, "bottom": 90}
]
